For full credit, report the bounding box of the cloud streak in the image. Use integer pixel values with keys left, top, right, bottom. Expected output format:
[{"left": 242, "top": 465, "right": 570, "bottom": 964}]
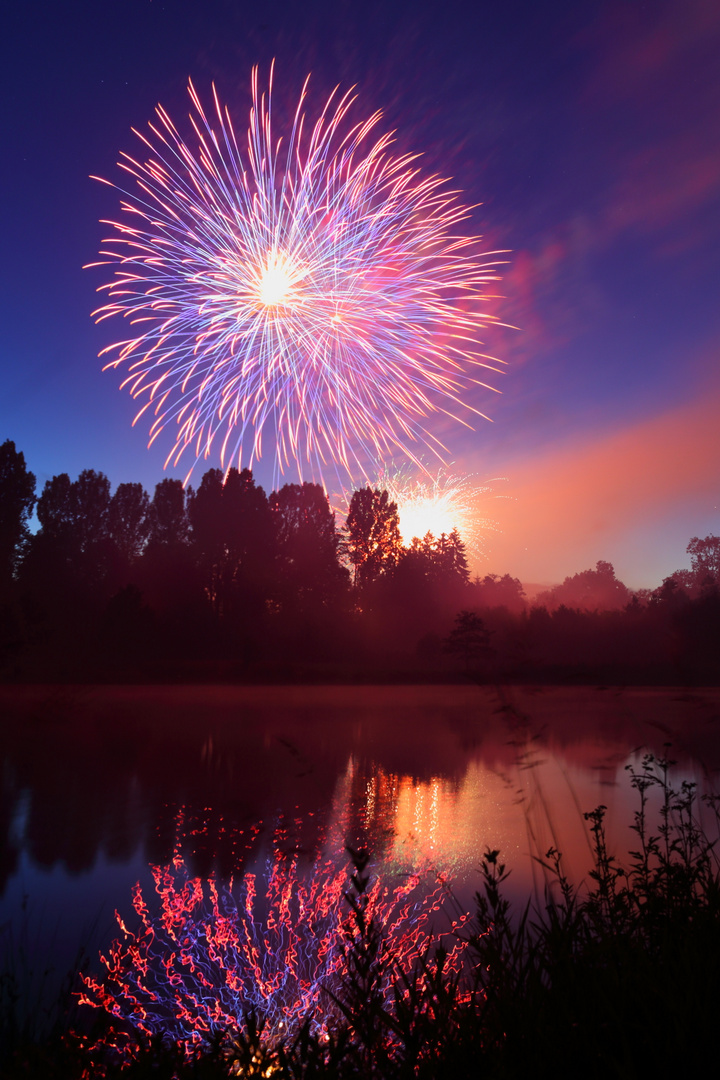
[{"left": 486, "top": 381, "right": 720, "bottom": 588}]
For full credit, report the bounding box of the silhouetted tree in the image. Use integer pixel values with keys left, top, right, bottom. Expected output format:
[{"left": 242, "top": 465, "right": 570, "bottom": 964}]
[
  {"left": 397, "top": 532, "right": 436, "bottom": 575},
  {"left": 344, "top": 487, "right": 402, "bottom": 588},
  {"left": 17, "top": 469, "right": 121, "bottom": 678},
  {"left": 536, "top": 560, "right": 630, "bottom": 612},
  {"left": 687, "top": 535, "right": 720, "bottom": 581},
  {"left": 108, "top": 482, "right": 151, "bottom": 565},
  {"left": 667, "top": 536, "right": 720, "bottom": 598},
  {"left": 432, "top": 529, "right": 471, "bottom": 586},
  {"left": 444, "top": 610, "right": 492, "bottom": 675},
  {"left": 35, "top": 472, "right": 74, "bottom": 541},
  {"left": 270, "top": 483, "right": 349, "bottom": 610},
  {"left": 27, "top": 469, "right": 116, "bottom": 603},
  {"left": 147, "top": 478, "right": 189, "bottom": 548},
  {"left": 660, "top": 535, "right": 720, "bottom": 604},
  {"left": 0, "top": 440, "right": 35, "bottom": 591},
  {"left": 471, "top": 572, "right": 526, "bottom": 613},
  {"left": 20, "top": 474, "right": 74, "bottom": 624},
  {"left": 362, "top": 529, "right": 471, "bottom": 656},
  {"left": 393, "top": 529, "right": 470, "bottom": 592},
  {"left": 69, "top": 469, "right": 112, "bottom": 551},
  {"left": 652, "top": 575, "right": 689, "bottom": 607},
  {"left": 137, "top": 479, "right": 202, "bottom": 630},
  {"left": 188, "top": 467, "right": 274, "bottom": 619}
]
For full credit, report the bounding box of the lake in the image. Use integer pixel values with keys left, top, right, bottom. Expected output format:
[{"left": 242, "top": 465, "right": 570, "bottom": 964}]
[{"left": 2, "top": 683, "right": 720, "bottom": 1034}]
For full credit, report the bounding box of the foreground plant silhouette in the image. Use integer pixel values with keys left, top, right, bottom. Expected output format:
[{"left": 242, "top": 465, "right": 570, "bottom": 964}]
[
  {"left": 3, "top": 754, "right": 720, "bottom": 1077},
  {"left": 472, "top": 752, "right": 720, "bottom": 1077}
]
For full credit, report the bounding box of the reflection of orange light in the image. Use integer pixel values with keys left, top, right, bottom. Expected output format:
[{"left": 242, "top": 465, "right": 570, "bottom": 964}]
[
  {"left": 385, "top": 766, "right": 511, "bottom": 871},
  {"left": 330, "top": 750, "right": 653, "bottom": 895},
  {"left": 349, "top": 763, "right": 517, "bottom": 874}
]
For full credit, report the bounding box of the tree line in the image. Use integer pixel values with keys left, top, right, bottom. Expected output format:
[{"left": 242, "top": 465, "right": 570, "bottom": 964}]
[{"left": 1, "top": 438, "right": 719, "bottom": 682}]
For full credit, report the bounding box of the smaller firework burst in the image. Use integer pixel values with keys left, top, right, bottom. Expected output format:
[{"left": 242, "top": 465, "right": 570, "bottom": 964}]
[{"left": 377, "top": 465, "right": 503, "bottom": 558}]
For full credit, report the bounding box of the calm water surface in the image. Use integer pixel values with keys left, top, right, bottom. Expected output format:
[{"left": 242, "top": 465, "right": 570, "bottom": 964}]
[{"left": 2, "top": 683, "right": 720, "bottom": 1001}]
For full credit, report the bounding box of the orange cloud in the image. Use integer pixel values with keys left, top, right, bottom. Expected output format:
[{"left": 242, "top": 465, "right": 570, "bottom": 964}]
[{"left": 483, "top": 384, "right": 720, "bottom": 587}]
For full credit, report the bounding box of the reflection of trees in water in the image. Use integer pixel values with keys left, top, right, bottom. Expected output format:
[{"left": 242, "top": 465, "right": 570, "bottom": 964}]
[
  {"left": 0, "top": 689, "right": 482, "bottom": 890},
  {"left": 3, "top": 686, "right": 720, "bottom": 899}
]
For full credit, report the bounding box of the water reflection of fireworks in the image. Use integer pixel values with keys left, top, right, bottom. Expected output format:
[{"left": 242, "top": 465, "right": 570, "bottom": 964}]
[{"left": 79, "top": 824, "right": 471, "bottom": 1057}]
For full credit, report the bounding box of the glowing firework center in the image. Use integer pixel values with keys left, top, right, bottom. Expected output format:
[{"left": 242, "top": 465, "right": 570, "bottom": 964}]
[
  {"left": 397, "top": 492, "right": 458, "bottom": 544},
  {"left": 257, "top": 250, "right": 303, "bottom": 308}
]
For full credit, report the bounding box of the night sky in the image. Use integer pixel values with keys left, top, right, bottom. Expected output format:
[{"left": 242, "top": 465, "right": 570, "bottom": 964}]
[{"left": 2, "top": 0, "right": 718, "bottom": 588}]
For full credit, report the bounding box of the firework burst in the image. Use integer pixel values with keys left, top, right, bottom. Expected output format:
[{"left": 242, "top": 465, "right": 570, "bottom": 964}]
[
  {"left": 377, "top": 465, "right": 502, "bottom": 557},
  {"left": 89, "top": 67, "right": 505, "bottom": 484}
]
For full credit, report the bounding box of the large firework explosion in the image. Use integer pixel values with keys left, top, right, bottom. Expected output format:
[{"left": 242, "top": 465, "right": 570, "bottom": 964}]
[
  {"left": 89, "top": 67, "right": 504, "bottom": 484},
  {"left": 377, "top": 465, "right": 502, "bottom": 557}
]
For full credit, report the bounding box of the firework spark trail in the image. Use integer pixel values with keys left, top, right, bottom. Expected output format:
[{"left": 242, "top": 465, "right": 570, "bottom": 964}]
[
  {"left": 376, "top": 464, "right": 503, "bottom": 556},
  {"left": 89, "top": 66, "right": 505, "bottom": 485},
  {"left": 79, "top": 839, "right": 472, "bottom": 1057}
]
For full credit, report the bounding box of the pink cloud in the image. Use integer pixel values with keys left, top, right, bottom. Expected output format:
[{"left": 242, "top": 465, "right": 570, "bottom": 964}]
[
  {"left": 604, "top": 136, "right": 720, "bottom": 241},
  {"left": 580, "top": 0, "right": 720, "bottom": 106},
  {"left": 484, "top": 380, "right": 720, "bottom": 586}
]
